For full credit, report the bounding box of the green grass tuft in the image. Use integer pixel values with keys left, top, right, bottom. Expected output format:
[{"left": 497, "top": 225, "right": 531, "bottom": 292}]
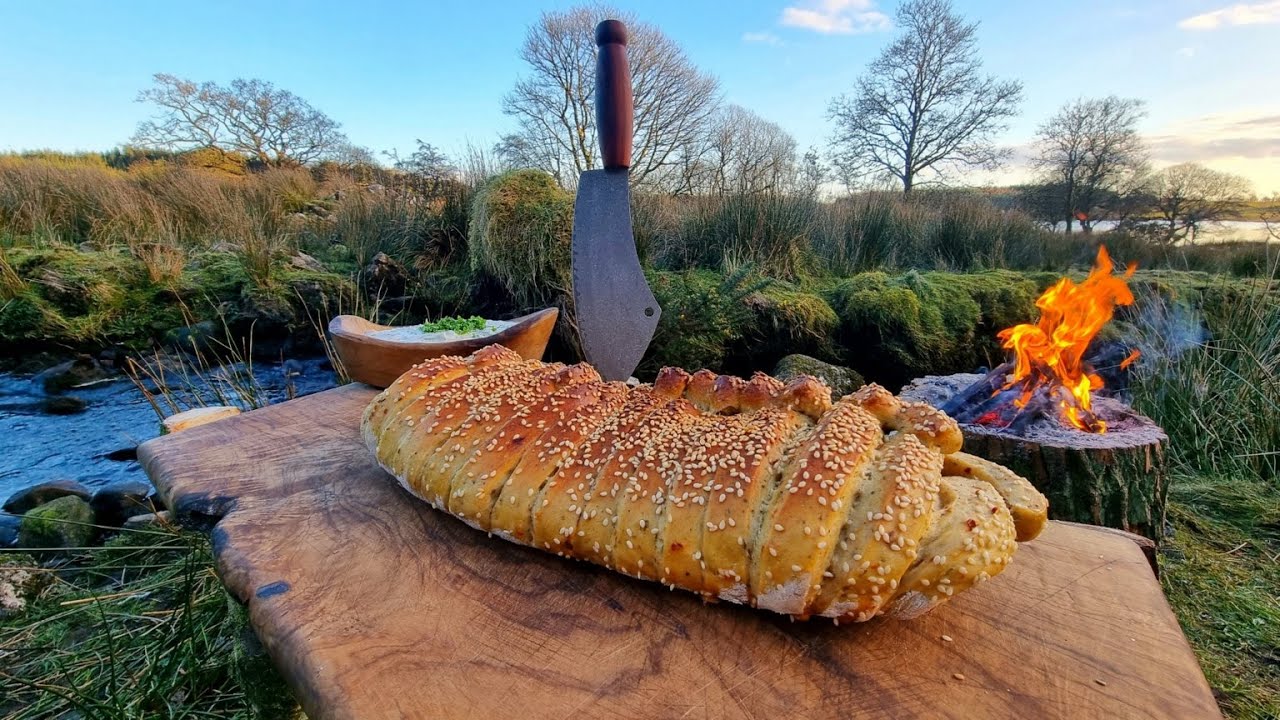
[
  {"left": 0, "top": 527, "right": 300, "bottom": 719},
  {"left": 468, "top": 170, "right": 572, "bottom": 311}
]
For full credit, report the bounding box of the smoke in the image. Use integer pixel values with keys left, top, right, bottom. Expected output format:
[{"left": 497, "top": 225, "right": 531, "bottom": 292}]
[
  {"left": 1092, "top": 291, "right": 1210, "bottom": 397},
  {"left": 1123, "top": 294, "right": 1211, "bottom": 367}
]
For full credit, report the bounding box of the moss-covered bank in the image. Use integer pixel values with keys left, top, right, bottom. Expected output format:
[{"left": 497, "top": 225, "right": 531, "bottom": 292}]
[{"left": 0, "top": 246, "right": 353, "bottom": 356}]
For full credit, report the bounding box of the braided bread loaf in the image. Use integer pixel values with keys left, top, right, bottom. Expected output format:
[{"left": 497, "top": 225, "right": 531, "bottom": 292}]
[{"left": 362, "top": 345, "right": 1048, "bottom": 622}]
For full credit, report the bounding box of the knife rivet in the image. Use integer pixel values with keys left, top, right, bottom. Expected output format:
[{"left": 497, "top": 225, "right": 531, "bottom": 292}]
[{"left": 644, "top": 307, "right": 655, "bottom": 317}]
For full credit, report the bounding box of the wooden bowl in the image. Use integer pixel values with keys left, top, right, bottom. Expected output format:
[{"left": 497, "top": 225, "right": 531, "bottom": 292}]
[{"left": 329, "top": 308, "right": 559, "bottom": 388}]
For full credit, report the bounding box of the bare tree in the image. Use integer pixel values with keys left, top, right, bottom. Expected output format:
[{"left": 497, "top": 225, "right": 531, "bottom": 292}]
[
  {"left": 1032, "top": 96, "right": 1147, "bottom": 233},
  {"left": 828, "top": 0, "right": 1022, "bottom": 194},
  {"left": 384, "top": 140, "right": 456, "bottom": 196},
  {"left": 499, "top": 5, "right": 720, "bottom": 189},
  {"left": 133, "top": 74, "right": 347, "bottom": 166},
  {"left": 1147, "top": 163, "right": 1252, "bottom": 244},
  {"left": 795, "top": 148, "right": 829, "bottom": 198},
  {"left": 704, "top": 105, "right": 798, "bottom": 195}
]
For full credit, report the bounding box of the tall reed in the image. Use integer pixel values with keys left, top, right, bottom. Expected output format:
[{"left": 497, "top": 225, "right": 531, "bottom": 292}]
[{"left": 1127, "top": 265, "right": 1280, "bottom": 481}]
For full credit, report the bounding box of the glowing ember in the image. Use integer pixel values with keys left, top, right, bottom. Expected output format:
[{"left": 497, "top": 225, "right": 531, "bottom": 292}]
[{"left": 991, "top": 247, "right": 1137, "bottom": 433}]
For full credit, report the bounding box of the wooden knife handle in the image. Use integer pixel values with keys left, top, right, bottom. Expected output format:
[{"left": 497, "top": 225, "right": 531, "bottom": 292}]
[{"left": 595, "top": 19, "right": 633, "bottom": 170}]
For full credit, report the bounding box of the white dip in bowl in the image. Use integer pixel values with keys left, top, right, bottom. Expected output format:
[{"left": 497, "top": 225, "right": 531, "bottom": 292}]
[{"left": 368, "top": 319, "right": 515, "bottom": 344}]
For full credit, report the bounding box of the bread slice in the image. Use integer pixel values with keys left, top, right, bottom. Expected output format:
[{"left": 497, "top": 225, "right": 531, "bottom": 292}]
[
  {"left": 609, "top": 398, "right": 709, "bottom": 580},
  {"left": 530, "top": 386, "right": 669, "bottom": 555},
  {"left": 378, "top": 347, "right": 523, "bottom": 485},
  {"left": 852, "top": 384, "right": 964, "bottom": 454},
  {"left": 697, "top": 407, "right": 811, "bottom": 603},
  {"left": 748, "top": 399, "right": 883, "bottom": 616},
  {"left": 942, "top": 452, "right": 1047, "bottom": 541},
  {"left": 811, "top": 432, "right": 944, "bottom": 621},
  {"left": 658, "top": 409, "right": 759, "bottom": 593},
  {"left": 361, "top": 354, "right": 468, "bottom": 451},
  {"left": 886, "top": 476, "right": 1017, "bottom": 619},
  {"left": 401, "top": 360, "right": 547, "bottom": 506}
]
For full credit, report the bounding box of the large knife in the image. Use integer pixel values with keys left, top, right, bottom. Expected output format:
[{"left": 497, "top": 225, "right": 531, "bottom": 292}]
[{"left": 570, "top": 19, "right": 661, "bottom": 381}]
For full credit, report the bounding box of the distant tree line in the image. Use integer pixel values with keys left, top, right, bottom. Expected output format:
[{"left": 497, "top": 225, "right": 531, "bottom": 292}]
[
  {"left": 1021, "top": 96, "right": 1254, "bottom": 245},
  {"left": 127, "top": 0, "right": 1259, "bottom": 246}
]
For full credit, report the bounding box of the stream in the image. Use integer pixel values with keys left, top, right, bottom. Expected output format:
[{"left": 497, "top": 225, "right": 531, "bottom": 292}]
[{"left": 0, "top": 357, "right": 338, "bottom": 500}]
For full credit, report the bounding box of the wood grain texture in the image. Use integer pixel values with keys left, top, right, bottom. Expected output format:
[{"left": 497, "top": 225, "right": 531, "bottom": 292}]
[
  {"left": 328, "top": 308, "right": 558, "bottom": 388},
  {"left": 138, "top": 384, "right": 1221, "bottom": 720},
  {"left": 594, "top": 20, "right": 632, "bottom": 170}
]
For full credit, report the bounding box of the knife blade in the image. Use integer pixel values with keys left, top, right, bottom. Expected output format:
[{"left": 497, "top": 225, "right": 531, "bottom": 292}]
[{"left": 570, "top": 19, "right": 661, "bottom": 382}]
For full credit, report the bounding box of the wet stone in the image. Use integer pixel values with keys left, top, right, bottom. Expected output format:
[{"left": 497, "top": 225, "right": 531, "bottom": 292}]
[
  {"left": 41, "top": 395, "right": 87, "bottom": 415},
  {"left": 17, "top": 495, "right": 95, "bottom": 551},
  {"left": 3, "top": 479, "right": 92, "bottom": 515},
  {"left": 90, "top": 480, "right": 155, "bottom": 527}
]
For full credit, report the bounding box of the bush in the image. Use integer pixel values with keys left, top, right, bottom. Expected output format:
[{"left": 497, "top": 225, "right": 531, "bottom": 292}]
[
  {"left": 809, "top": 191, "right": 1076, "bottom": 274},
  {"left": 641, "top": 267, "right": 769, "bottom": 375},
  {"left": 659, "top": 194, "right": 818, "bottom": 280},
  {"left": 468, "top": 170, "right": 573, "bottom": 311}
]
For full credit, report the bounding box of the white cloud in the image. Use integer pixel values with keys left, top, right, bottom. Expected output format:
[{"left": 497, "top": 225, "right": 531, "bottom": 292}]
[
  {"left": 742, "top": 31, "right": 783, "bottom": 45},
  {"left": 1146, "top": 110, "right": 1280, "bottom": 194},
  {"left": 1178, "top": 1, "right": 1280, "bottom": 30},
  {"left": 780, "top": 0, "right": 892, "bottom": 34},
  {"left": 1177, "top": 46, "right": 1196, "bottom": 57},
  {"left": 968, "top": 111, "right": 1280, "bottom": 195}
]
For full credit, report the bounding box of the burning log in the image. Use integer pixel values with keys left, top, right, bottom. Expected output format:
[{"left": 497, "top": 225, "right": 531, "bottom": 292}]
[{"left": 939, "top": 362, "right": 1012, "bottom": 417}]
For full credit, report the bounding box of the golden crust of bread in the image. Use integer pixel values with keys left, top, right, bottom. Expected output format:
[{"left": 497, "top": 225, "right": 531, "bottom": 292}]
[
  {"left": 363, "top": 356, "right": 1047, "bottom": 622},
  {"left": 486, "top": 381, "right": 630, "bottom": 543},
  {"left": 445, "top": 363, "right": 601, "bottom": 525}
]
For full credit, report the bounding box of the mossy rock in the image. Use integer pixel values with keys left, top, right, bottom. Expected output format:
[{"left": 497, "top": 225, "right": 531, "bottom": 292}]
[
  {"left": 180, "top": 251, "right": 355, "bottom": 357},
  {"left": 0, "top": 292, "right": 49, "bottom": 346},
  {"left": 468, "top": 169, "right": 573, "bottom": 310},
  {"left": 826, "top": 270, "right": 1039, "bottom": 387},
  {"left": 0, "top": 248, "right": 187, "bottom": 350},
  {"left": 774, "top": 354, "right": 864, "bottom": 397},
  {"left": 18, "top": 495, "right": 95, "bottom": 551},
  {"left": 736, "top": 283, "right": 840, "bottom": 371}
]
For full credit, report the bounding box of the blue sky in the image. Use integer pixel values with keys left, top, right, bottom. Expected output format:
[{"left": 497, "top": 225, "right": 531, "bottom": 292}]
[{"left": 2, "top": 0, "right": 1277, "bottom": 193}]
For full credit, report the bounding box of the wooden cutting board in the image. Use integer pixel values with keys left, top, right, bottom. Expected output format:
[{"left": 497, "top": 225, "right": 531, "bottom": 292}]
[{"left": 138, "top": 384, "right": 1221, "bottom": 720}]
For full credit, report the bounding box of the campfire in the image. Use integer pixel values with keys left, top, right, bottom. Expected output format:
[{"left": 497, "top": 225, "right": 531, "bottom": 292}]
[
  {"left": 938, "top": 247, "right": 1142, "bottom": 436},
  {"left": 902, "top": 247, "right": 1170, "bottom": 539}
]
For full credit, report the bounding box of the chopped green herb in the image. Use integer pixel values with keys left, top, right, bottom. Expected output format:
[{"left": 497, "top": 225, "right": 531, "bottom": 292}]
[{"left": 421, "top": 315, "right": 488, "bottom": 334}]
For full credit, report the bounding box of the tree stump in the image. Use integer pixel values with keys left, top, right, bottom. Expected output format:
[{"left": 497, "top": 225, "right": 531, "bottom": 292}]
[{"left": 903, "top": 374, "right": 1169, "bottom": 541}]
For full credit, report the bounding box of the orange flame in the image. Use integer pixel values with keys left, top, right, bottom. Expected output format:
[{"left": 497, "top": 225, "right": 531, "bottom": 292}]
[{"left": 996, "top": 246, "right": 1136, "bottom": 433}]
